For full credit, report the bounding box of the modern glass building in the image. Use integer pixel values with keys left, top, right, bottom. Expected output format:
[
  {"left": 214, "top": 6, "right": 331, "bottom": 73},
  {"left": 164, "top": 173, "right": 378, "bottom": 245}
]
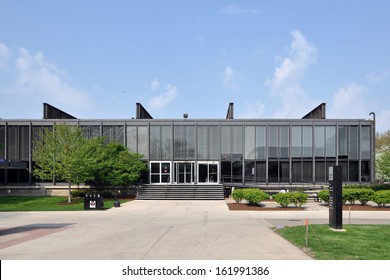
[{"left": 0, "top": 103, "right": 375, "bottom": 198}]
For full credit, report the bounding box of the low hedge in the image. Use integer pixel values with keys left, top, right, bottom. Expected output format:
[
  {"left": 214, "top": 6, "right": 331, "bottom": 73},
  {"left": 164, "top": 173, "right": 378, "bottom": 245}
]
[
  {"left": 273, "top": 192, "right": 308, "bottom": 208},
  {"left": 318, "top": 190, "right": 330, "bottom": 204},
  {"left": 232, "top": 188, "right": 246, "bottom": 203},
  {"left": 232, "top": 188, "right": 270, "bottom": 205},
  {"left": 371, "top": 190, "right": 390, "bottom": 207}
]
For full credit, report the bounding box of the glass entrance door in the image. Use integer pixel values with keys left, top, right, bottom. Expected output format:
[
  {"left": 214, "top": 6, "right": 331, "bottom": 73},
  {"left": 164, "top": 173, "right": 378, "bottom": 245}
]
[
  {"left": 198, "top": 161, "right": 219, "bottom": 184},
  {"left": 174, "top": 162, "right": 194, "bottom": 184}
]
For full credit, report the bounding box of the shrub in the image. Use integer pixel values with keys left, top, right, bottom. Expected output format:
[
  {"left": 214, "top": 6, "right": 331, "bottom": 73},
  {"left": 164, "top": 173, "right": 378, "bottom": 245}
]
[
  {"left": 289, "top": 192, "right": 308, "bottom": 208},
  {"left": 318, "top": 190, "right": 330, "bottom": 204},
  {"left": 343, "top": 188, "right": 359, "bottom": 205},
  {"left": 242, "top": 188, "right": 270, "bottom": 206},
  {"left": 370, "top": 184, "right": 390, "bottom": 192},
  {"left": 273, "top": 192, "right": 290, "bottom": 208},
  {"left": 232, "top": 189, "right": 245, "bottom": 203},
  {"left": 355, "top": 189, "right": 375, "bottom": 206},
  {"left": 372, "top": 190, "right": 390, "bottom": 207}
]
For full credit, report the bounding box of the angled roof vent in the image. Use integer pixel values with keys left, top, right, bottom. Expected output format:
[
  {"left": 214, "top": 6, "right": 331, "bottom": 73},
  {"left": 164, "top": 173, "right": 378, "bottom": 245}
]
[
  {"left": 136, "top": 103, "right": 153, "bottom": 119},
  {"left": 302, "top": 103, "right": 326, "bottom": 119},
  {"left": 226, "top": 102, "right": 234, "bottom": 119},
  {"left": 43, "top": 103, "right": 77, "bottom": 119}
]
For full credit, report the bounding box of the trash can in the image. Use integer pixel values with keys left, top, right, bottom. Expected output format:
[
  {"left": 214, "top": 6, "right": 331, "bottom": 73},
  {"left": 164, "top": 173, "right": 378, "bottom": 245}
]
[
  {"left": 224, "top": 187, "right": 231, "bottom": 198},
  {"left": 84, "top": 193, "right": 104, "bottom": 210}
]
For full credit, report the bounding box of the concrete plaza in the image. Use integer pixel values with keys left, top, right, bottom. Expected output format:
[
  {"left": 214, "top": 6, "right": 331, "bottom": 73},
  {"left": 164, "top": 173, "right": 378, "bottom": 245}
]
[{"left": 1, "top": 199, "right": 389, "bottom": 260}]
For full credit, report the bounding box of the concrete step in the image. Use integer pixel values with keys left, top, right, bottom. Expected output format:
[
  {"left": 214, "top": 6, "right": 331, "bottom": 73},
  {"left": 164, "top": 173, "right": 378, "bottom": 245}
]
[{"left": 137, "top": 184, "right": 224, "bottom": 200}]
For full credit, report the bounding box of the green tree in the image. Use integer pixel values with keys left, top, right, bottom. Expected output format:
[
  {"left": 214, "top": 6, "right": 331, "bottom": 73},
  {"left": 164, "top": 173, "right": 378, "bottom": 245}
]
[
  {"left": 377, "top": 145, "right": 390, "bottom": 182},
  {"left": 86, "top": 141, "right": 148, "bottom": 188},
  {"left": 32, "top": 124, "right": 97, "bottom": 202},
  {"left": 376, "top": 130, "right": 390, "bottom": 150}
]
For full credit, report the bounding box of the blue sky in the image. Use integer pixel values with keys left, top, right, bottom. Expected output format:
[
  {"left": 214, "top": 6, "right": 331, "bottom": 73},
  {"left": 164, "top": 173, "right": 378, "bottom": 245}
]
[{"left": 1, "top": 0, "right": 389, "bottom": 131}]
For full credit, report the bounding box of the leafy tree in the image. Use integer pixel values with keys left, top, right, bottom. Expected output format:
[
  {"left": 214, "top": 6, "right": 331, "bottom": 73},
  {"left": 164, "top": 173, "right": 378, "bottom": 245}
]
[
  {"left": 32, "top": 124, "right": 97, "bottom": 203},
  {"left": 377, "top": 145, "right": 390, "bottom": 182},
  {"left": 86, "top": 141, "right": 148, "bottom": 188},
  {"left": 376, "top": 130, "right": 390, "bottom": 150}
]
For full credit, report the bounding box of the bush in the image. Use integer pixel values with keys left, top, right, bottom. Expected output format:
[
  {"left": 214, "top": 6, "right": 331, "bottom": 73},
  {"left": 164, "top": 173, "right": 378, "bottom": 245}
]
[
  {"left": 343, "top": 188, "right": 359, "bottom": 205},
  {"left": 318, "top": 190, "right": 330, "bottom": 204},
  {"left": 372, "top": 190, "right": 390, "bottom": 207},
  {"left": 232, "top": 189, "right": 245, "bottom": 203},
  {"left": 232, "top": 188, "right": 270, "bottom": 205},
  {"left": 273, "top": 192, "right": 291, "bottom": 208},
  {"left": 370, "top": 184, "right": 390, "bottom": 192},
  {"left": 355, "top": 189, "right": 375, "bottom": 206},
  {"left": 273, "top": 192, "right": 307, "bottom": 208},
  {"left": 243, "top": 188, "right": 270, "bottom": 206},
  {"left": 289, "top": 192, "right": 308, "bottom": 208}
]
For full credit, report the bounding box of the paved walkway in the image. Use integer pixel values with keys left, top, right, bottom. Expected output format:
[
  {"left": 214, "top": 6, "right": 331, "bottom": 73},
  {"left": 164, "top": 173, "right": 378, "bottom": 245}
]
[{"left": 0, "top": 200, "right": 389, "bottom": 260}]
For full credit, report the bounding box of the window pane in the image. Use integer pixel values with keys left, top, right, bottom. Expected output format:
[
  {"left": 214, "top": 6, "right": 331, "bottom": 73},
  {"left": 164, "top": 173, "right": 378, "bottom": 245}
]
[
  {"left": 8, "top": 126, "right": 18, "bottom": 160},
  {"left": 349, "top": 161, "right": 359, "bottom": 181},
  {"left": 349, "top": 126, "right": 359, "bottom": 159},
  {"left": 338, "top": 126, "right": 348, "bottom": 158},
  {"left": 150, "top": 126, "right": 160, "bottom": 160},
  {"left": 256, "top": 161, "right": 266, "bottom": 182},
  {"left": 0, "top": 126, "right": 5, "bottom": 158},
  {"left": 303, "top": 161, "right": 313, "bottom": 182},
  {"left": 361, "top": 126, "right": 371, "bottom": 159},
  {"left": 232, "top": 126, "right": 243, "bottom": 159},
  {"left": 198, "top": 126, "right": 207, "bottom": 159},
  {"left": 19, "top": 126, "right": 29, "bottom": 160},
  {"left": 291, "top": 126, "right": 301, "bottom": 158},
  {"left": 174, "top": 126, "right": 184, "bottom": 159},
  {"left": 315, "top": 126, "right": 325, "bottom": 158},
  {"left": 268, "top": 126, "right": 278, "bottom": 158},
  {"left": 315, "top": 161, "right": 325, "bottom": 181},
  {"left": 245, "top": 126, "right": 255, "bottom": 159},
  {"left": 221, "top": 126, "right": 231, "bottom": 159},
  {"left": 325, "top": 126, "right": 336, "bottom": 158},
  {"left": 280, "top": 126, "right": 289, "bottom": 159},
  {"left": 292, "top": 161, "right": 302, "bottom": 182},
  {"left": 302, "top": 126, "right": 312, "bottom": 158},
  {"left": 209, "top": 126, "right": 219, "bottom": 159},
  {"left": 161, "top": 126, "right": 172, "bottom": 159},
  {"left": 126, "top": 126, "right": 137, "bottom": 153},
  {"left": 256, "top": 126, "right": 266, "bottom": 159},
  {"left": 137, "top": 126, "right": 148, "bottom": 158},
  {"left": 280, "top": 161, "right": 289, "bottom": 182}
]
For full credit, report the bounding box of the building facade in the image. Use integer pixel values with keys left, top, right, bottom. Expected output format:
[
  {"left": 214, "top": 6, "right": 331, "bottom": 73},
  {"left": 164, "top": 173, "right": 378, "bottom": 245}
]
[{"left": 0, "top": 103, "right": 375, "bottom": 188}]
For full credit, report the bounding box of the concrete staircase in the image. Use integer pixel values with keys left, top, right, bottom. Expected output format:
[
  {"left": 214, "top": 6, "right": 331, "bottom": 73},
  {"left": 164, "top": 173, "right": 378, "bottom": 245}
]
[{"left": 137, "top": 184, "right": 225, "bottom": 200}]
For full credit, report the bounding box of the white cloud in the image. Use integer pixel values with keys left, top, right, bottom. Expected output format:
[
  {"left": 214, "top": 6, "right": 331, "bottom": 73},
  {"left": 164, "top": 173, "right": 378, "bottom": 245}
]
[
  {"left": 148, "top": 84, "right": 178, "bottom": 111},
  {"left": 366, "top": 69, "right": 390, "bottom": 84},
  {"left": 146, "top": 78, "right": 160, "bottom": 91},
  {"left": 265, "top": 30, "right": 318, "bottom": 117},
  {"left": 265, "top": 30, "right": 317, "bottom": 92},
  {"left": 222, "top": 66, "right": 240, "bottom": 91},
  {"left": 238, "top": 101, "right": 265, "bottom": 118},
  {"left": 12, "top": 47, "right": 91, "bottom": 112},
  {"left": 0, "top": 42, "right": 10, "bottom": 69},
  {"left": 219, "top": 4, "right": 258, "bottom": 15},
  {"left": 328, "top": 83, "right": 367, "bottom": 118}
]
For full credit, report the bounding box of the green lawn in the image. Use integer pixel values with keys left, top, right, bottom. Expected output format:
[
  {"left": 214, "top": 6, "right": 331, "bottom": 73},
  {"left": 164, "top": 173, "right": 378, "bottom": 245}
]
[
  {"left": 0, "top": 196, "right": 131, "bottom": 211},
  {"left": 275, "top": 224, "right": 390, "bottom": 260}
]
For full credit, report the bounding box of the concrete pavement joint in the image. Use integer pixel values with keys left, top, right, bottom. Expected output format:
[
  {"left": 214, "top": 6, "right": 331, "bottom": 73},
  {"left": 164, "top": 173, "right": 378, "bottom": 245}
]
[{"left": 141, "top": 226, "right": 174, "bottom": 260}]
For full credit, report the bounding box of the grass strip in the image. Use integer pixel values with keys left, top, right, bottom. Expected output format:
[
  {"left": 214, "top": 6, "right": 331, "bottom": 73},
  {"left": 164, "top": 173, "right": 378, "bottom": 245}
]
[
  {"left": 275, "top": 224, "right": 390, "bottom": 260},
  {"left": 0, "top": 196, "right": 130, "bottom": 211}
]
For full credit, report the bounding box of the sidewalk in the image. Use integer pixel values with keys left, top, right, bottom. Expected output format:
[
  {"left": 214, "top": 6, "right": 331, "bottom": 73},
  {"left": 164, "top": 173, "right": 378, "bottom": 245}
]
[{"left": 0, "top": 199, "right": 389, "bottom": 260}]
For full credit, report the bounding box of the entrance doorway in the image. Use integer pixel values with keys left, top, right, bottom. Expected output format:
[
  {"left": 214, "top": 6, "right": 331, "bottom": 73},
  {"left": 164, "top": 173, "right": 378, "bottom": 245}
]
[
  {"left": 174, "top": 162, "right": 194, "bottom": 184},
  {"left": 198, "top": 161, "right": 219, "bottom": 184}
]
